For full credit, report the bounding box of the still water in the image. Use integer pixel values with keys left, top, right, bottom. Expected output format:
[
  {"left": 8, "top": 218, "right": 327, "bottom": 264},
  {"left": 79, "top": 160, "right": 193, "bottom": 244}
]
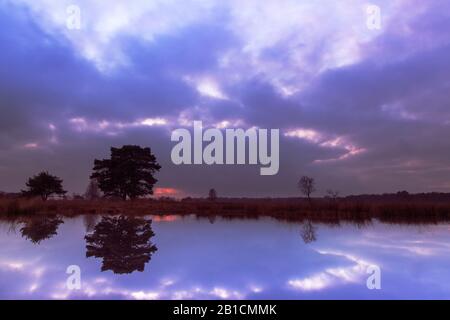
[{"left": 0, "top": 215, "right": 449, "bottom": 299}]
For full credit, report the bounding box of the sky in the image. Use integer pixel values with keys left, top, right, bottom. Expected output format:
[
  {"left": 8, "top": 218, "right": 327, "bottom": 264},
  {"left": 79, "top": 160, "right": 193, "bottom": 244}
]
[{"left": 1, "top": 0, "right": 450, "bottom": 197}]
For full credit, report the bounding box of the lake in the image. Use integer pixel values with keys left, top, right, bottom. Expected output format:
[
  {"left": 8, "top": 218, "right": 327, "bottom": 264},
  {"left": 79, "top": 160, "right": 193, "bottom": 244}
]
[{"left": 0, "top": 214, "right": 449, "bottom": 299}]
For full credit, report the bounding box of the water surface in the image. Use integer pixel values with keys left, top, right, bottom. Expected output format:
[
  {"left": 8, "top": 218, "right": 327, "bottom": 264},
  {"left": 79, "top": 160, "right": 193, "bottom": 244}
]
[{"left": 0, "top": 215, "right": 449, "bottom": 299}]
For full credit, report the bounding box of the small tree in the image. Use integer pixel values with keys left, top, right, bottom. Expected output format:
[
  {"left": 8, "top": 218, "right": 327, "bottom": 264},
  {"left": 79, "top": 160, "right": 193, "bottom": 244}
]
[
  {"left": 208, "top": 188, "right": 217, "bottom": 201},
  {"left": 85, "top": 179, "right": 101, "bottom": 200},
  {"left": 325, "top": 189, "right": 340, "bottom": 212},
  {"left": 22, "top": 171, "right": 67, "bottom": 201},
  {"left": 91, "top": 145, "right": 161, "bottom": 200},
  {"left": 20, "top": 216, "right": 64, "bottom": 244},
  {"left": 301, "top": 220, "right": 317, "bottom": 244},
  {"left": 298, "top": 176, "right": 316, "bottom": 202},
  {"left": 325, "top": 189, "right": 339, "bottom": 200}
]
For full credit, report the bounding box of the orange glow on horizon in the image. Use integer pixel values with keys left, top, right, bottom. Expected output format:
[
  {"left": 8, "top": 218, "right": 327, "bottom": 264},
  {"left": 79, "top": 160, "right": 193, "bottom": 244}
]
[
  {"left": 151, "top": 215, "right": 181, "bottom": 222},
  {"left": 154, "top": 187, "right": 183, "bottom": 197}
]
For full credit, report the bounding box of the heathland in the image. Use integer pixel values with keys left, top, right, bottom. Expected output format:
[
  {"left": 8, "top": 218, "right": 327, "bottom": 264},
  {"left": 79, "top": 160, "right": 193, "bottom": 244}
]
[{"left": 2, "top": 193, "right": 450, "bottom": 224}]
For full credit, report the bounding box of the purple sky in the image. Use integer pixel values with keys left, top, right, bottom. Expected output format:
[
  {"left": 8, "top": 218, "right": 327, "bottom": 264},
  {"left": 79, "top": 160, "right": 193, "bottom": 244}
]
[{"left": 1, "top": 0, "right": 450, "bottom": 197}]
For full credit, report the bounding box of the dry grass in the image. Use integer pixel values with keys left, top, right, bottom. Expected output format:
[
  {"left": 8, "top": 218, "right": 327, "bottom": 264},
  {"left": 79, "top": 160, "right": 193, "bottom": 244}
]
[{"left": 1, "top": 197, "right": 450, "bottom": 224}]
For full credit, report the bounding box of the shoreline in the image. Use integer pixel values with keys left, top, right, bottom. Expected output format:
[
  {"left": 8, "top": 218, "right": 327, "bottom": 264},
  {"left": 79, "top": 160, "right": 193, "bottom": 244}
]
[{"left": 1, "top": 197, "right": 450, "bottom": 224}]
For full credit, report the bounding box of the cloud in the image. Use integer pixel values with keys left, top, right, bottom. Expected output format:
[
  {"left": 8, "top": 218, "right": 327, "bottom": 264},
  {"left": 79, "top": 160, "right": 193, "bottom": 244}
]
[
  {"left": 1, "top": 1, "right": 450, "bottom": 195},
  {"left": 288, "top": 250, "right": 373, "bottom": 291}
]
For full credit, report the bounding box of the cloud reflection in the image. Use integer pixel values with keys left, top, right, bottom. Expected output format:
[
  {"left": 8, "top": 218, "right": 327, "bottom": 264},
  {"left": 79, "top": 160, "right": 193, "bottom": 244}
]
[
  {"left": 1, "top": 216, "right": 450, "bottom": 299},
  {"left": 288, "top": 250, "right": 372, "bottom": 292}
]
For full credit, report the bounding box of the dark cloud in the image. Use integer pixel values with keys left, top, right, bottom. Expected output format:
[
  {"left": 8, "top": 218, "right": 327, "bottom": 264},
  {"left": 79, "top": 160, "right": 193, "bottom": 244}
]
[{"left": 1, "top": 1, "right": 450, "bottom": 196}]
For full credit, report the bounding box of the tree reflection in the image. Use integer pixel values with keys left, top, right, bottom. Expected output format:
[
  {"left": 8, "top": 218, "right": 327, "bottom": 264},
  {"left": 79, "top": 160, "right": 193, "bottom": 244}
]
[
  {"left": 301, "top": 220, "right": 317, "bottom": 244},
  {"left": 207, "top": 215, "right": 217, "bottom": 224},
  {"left": 20, "top": 215, "right": 63, "bottom": 244},
  {"left": 85, "top": 216, "right": 157, "bottom": 274},
  {"left": 83, "top": 215, "right": 99, "bottom": 233}
]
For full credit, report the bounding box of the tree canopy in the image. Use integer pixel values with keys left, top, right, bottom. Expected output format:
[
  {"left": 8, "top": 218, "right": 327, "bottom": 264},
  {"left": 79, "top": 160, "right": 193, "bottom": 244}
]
[
  {"left": 22, "top": 171, "right": 67, "bottom": 201},
  {"left": 91, "top": 145, "right": 161, "bottom": 200},
  {"left": 85, "top": 216, "right": 157, "bottom": 274},
  {"left": 20, "top": 216, "right": 64, "bottom": 244}
]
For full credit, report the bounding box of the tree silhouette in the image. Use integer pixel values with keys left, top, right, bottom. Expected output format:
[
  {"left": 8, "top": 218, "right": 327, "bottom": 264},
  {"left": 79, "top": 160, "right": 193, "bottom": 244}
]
[
  {"left": 20, "top": 216, "right": 64, "bottom": 244},
  {"left": 208, "top": 188, "right": 217, "bottom": 201},
  {"left": 300, "top": 220, "right": 317, "bottom": 244},
  {"left": 298, "top": 176, "right": 316, "bottom": 202},
  {"left": 325, "top": 189, "right": 340, "bottom": 212},
  {"left": 85, "top": 216, "right": 158, "bottom": 274},
  {"left": 325, "top": 189, "right": 339, "bottom": 200},
  {"left": 22, "top": 171, "right": 67, "bottom": 201},
  {"left": 91, "top": 145, "right": 161, "bottom": 200}
]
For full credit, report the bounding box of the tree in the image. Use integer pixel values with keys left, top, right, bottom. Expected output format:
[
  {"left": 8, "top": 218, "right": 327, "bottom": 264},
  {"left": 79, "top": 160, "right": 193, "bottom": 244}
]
[
  {"left": 300, "top": 220, "right": 317, "bottom": 244},
  {"left": 85, "top": 216, "right": 157, "bottom": 274},
  {"left": 298, "top": 176, "right": 316, "bottom": 202},
  {"left": 325, "top": 189, "right": 340, "bottom": 212},
  {"left": 208, "top": 188, "right": 217, "bottom": 201},
  {"left": 91, "top": 145, "right": 161, "bottom": 200},
  {"left": 85, "top": 179, "right": 101, "bottom": 200},
  {"left": 325, "top": 189, "right": 339, "bottom": 200},
  {"left": 20, "top": 215, "right": 64, "bottom": 244},
  {"left": 22, "top": 171, "right": 67, "bottom": 201}
]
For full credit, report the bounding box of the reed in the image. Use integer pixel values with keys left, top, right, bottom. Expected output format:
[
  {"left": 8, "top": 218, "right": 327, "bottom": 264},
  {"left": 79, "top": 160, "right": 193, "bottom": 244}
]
[{"left": 0, "top": 197, "right": 449, "bottom": 224}]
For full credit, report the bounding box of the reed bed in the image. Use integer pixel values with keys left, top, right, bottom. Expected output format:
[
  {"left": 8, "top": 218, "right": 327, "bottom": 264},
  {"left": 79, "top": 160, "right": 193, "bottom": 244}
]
[{"left": 1, "top": 197, "right": 450, "bottom": 224}]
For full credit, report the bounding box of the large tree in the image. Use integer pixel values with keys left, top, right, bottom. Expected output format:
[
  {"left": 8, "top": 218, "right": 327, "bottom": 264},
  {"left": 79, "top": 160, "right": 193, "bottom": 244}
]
[
  {"left": 91, "top": 145, "right": 161, "bottom": 200},
  {"left": 22, "top": 171, "right": 67, "bottom": 201},
  {"left": 85, "top": 216, "right": 157, "bottom": 274}
]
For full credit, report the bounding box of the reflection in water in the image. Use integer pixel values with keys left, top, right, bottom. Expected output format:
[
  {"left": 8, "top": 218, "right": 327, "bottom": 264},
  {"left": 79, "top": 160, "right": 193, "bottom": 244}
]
[
  {"left": 83, "top": 215, "right": 99, "bottom": 232},
  {"left": 208, "top": 215, "right": 216, "bottom": 224},
  {"left": 300, "top": 221, "right": 317, "bottom": 244},
  {"left": 85, "top": 216, "right": 158, "bottom": 274},
  {"left": 20, "top": 215, "right": 63, "bottom": 244},
  {"left": 1, "top": 215, "right": 450, "bottom": 299},
  {"left": 0, "top": 219, "right": 19, "bottom": 234}
]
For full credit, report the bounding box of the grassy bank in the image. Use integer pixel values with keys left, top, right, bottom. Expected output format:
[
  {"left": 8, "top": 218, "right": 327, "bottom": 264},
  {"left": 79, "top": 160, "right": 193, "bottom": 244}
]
[{"left": 1, "top": 197, "right": 450, "bottom": 224}]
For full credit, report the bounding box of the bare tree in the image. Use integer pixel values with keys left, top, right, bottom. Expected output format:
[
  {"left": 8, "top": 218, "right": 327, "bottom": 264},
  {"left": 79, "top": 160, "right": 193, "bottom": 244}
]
[
  {"left": 325, "top": 189, "right": 340, "bottom": 212},
  {"left": 300, "top": 220, "right": 317, "bottom": 244},
  {"left": 298, "top": 176, "right": 316, "bottom": 202},
  {"left": 325, "top": 189, "right": 339, "bottom": 200}
]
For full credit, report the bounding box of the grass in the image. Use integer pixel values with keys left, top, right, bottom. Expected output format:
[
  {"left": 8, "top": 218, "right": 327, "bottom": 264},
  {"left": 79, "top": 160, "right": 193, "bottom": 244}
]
[{"left": 1, "top": 197, "right": 450, "bottom": 224}]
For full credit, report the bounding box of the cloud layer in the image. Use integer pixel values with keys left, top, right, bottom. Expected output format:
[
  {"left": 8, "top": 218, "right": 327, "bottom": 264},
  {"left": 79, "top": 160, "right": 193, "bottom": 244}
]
[{"left": 1, "top": 0, "right": 450, "bottom": 196}]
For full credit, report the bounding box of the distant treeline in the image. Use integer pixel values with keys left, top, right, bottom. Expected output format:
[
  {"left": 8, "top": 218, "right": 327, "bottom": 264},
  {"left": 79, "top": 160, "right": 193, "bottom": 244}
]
[
  {"left": 3, "top": 191, "right": 450, "bottom": 202},
  {"left": 345, "top": 191, "right": 450, "bottom": 202}
]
